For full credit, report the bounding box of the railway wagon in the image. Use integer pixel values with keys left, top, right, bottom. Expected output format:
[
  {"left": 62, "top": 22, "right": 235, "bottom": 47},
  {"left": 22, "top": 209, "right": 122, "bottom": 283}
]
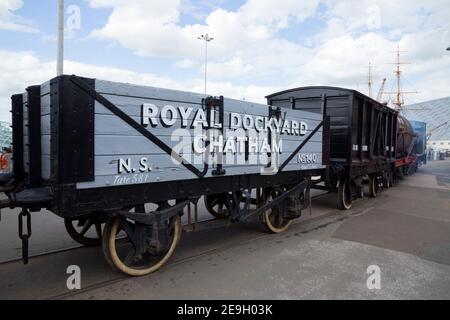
[
  {"left": 266, "top": 87, "right": 398, "bottom": 209},
  {"left": 1, "top": 75, "right": 328, "bottom": 275}
]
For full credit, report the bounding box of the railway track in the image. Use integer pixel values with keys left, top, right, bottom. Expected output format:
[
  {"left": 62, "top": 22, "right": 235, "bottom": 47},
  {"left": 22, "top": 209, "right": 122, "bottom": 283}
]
[
  {"left": 48, "top": 204, "right": 375, "bottom": 300},
  {"left": 0, "top": 197, "right": 376, "bottom": 300},
  {"left": 2, "top": 190, "right": 376, "bottom": 300}
]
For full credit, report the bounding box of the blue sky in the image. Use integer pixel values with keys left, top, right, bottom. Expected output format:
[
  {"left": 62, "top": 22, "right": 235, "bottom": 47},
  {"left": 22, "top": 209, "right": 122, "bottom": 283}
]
[
  {"left": 0, "top": 0, "right": 449, "bottom": 121},
  {"left": 1, "top": 0, "right": 173, "bottom": 74}
]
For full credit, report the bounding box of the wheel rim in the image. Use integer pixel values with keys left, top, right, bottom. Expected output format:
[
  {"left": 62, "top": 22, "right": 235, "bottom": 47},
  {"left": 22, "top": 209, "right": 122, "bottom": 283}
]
[
  {"left": 341, "top": 181, "right": 352, "bottom": 210},
  {"left": 262, "top": 189, "right": 292, "bottom": 233},
  {"left": 386, "top": 173, "right": 392, "bottom": 188},
  {"left": 64, "top": 216, "right": 103, "bottom": 246},
  {"left": 371, "top": 176, "right": 378, "bottom": 197},
  {"left": 104, "top": 215, "right": 181, "bottom": 276}
]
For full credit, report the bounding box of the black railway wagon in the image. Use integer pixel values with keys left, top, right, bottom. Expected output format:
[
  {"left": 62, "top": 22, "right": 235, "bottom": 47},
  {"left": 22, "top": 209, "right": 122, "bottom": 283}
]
[{"left": 267, "top": 87, "right": 398, "bottom": 209}]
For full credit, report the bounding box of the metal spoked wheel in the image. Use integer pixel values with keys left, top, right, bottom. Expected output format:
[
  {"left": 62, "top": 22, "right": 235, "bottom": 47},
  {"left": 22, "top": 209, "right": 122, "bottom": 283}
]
[
  {"left": 204, "top": 193, "right": 233, "bottom": 219},
  {"left": 102, "top": 215, "right": 181, "bottom": 276},
  {"left": 64, "top": 215, "right": 104, "bottom": 246},
  {"left": 338, "top": 180, "right": 352, "bottom": 210},
  {"left": 368, "top": 174, "right": 379, "bottom": 198},
  {"left": 261, "top": 188, "right": 292, "bottom": 234}
]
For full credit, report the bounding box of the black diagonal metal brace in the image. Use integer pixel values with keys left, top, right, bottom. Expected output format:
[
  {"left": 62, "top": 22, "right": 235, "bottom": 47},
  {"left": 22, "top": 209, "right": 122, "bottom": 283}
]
[
  {"left": 69, "top": 76, "right": 208, "bottom": 178},
  {"left": 278, "top": 121, "right": 323, "bottom": 173}
]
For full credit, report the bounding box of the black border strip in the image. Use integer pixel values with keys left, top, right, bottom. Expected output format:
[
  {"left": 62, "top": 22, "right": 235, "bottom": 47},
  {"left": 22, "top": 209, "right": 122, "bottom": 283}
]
[
  {"left": 11, "top": 94, "right": 24, "bottom": 183},
  {"left": 26, "top": 86, "right": 41, "bottom": 187}
]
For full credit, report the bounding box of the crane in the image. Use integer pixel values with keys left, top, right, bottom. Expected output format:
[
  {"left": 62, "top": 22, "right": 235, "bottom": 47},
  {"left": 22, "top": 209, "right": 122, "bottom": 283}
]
[
  {"left": 376, "top": 78, "right": 386, "bottom": 102},
  {"left": 427, "top": 122, "right": 448, "bottom": 141}
]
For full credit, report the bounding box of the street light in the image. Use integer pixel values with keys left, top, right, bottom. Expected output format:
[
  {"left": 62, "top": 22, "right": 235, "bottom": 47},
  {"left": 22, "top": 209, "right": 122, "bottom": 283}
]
[
  {"left": 197, "top": 34, "right": 214, "bottom": 95},
  {"left": 447, "top": 46, "right": 450, "bottom": 51},
  {"left": 57, "top": 0, "right": 64, "bottom": 76}
]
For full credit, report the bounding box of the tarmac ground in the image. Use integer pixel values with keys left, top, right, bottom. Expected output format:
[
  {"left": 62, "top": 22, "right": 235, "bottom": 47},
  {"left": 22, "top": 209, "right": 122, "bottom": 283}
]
[{"left": 0, "top": 159, "right": 449, "bottom": 299}]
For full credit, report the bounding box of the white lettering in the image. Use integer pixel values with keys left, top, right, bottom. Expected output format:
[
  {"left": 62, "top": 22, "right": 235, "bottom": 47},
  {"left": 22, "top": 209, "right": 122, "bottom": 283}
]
[
  {"left": 160, "top": 105, "right": 178, "bottom": 126},
  {"left": 141, "top": 103, "right": 158, "bottom": 126}
]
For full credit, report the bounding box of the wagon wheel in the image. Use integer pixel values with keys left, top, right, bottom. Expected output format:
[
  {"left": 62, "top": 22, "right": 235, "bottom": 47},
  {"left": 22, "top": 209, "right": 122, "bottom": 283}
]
[
  {"left": 204, "top": 193, "right": 233, "bottom": 219},
  {"left": 338, "top": 180, "right": 352, "bottom": 210},
  {"left": 368, "top": 174, "right": 379, "bottom": 198},
  {"left": 64, "top": 215, "right": 104, "bottom": 246},
  {"left": 261, "top": 188, "right": 292, "bottom": 234},
  {"left": 102, "top": 214, "right": 181, "bottom": 276},
  {"left": 385, "top": 171, "right": 393, "bottom": 189}
]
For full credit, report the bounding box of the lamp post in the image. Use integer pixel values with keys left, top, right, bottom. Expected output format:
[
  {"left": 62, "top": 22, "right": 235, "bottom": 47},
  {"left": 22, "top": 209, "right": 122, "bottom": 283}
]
[
  {"left": 447, "top": 46, "right": 450, "bottom": 51},
  {"left": 197, "top": 34, "right": 214, "bottom": 95},
  {"left": 57, "top": 0, "right": 64, "bottom": 76}
]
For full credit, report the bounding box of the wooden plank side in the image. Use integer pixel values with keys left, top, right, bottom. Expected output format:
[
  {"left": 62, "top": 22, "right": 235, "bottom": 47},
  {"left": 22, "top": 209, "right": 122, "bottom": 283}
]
[
  {"left": 41, "top": 94, "right": 50, "bottom": 115},
  {"left": 42, "top": 154, "right": 51, "bottom": 180},
  {"left": 97, "top": 94, "right": 322, "bottom": 123},
  {"left": 84, "top": 150, "right": 325, "bottom": 176},
  {"left": 94, "top": 112, "right": 322, "bottom": 138},
  {"left": 41, "top": 83, "right": 51, "bottom": 180},
  {"left": 92, "top": 134, "right": 323, "bottom": 156},
  {"left": 76, "top": 161, "right": 323, "bottom": 189},
  {"left": 75, "top": 79, "right": 325, "bottom": 189}
]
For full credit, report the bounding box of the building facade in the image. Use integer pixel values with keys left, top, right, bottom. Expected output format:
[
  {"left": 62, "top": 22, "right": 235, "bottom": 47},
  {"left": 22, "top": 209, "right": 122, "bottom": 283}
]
[{"left": 403, "top": 96, "right": 450, "bottom": 152}]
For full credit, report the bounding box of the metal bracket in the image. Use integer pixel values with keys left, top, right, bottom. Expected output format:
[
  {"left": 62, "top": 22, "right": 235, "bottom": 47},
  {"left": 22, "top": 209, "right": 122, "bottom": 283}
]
[
  {"left": 241, "top": 180, "right": 307, "bottom": 221},
  {"left": 269, "top": 106, "right": 282, "bottom": 119},
  {"left": 118, "top": 200, "right": 189, "bottom": 225},
  {"left": 203, "top": 96, "right": 227, "bottom": 176}
]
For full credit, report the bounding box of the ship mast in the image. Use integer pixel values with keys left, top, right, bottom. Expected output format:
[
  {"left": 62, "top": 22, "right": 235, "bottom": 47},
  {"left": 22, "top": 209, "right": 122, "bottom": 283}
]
[
  {"left": 386, "top": 46, "right": 417, "bottom": 111},
  {"left": 362, "top": 62, "right": 376, "bottom": 98},
  {"left": 394, "top": 47, "right": 404, "bottom": 109}
]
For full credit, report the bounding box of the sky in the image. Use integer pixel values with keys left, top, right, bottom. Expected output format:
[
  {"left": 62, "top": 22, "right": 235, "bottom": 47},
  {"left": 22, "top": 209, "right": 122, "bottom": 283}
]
[{"left": 0, "top": 0, "right": 449, "bottom": 121}]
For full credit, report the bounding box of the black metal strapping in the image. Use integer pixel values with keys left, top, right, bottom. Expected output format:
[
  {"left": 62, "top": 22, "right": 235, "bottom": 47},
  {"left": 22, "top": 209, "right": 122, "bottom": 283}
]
[{"left": 69, "top": 76, "right": 209, "bottom": 178}]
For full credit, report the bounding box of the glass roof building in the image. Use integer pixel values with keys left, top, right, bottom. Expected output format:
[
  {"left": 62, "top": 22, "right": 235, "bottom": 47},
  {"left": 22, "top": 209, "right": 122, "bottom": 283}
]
[
  {"left": 0, "top": 121, "right": 12, "bottom": 149},
  {"left": 402, "top": 96, "right": 450, "bottom": 142}
]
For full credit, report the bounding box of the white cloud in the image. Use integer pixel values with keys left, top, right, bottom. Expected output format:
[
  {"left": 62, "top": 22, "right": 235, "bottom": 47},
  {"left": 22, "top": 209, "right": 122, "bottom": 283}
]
[
  {"left": 208, "top": 57, "right": 254, "bottom": 80},
  {"left": 0, "top": 0, "right": 37, "bottom": 32},
  {"left": 86, "top": 0, "right": 450, "bottom": 104},
  {"left": 0, "top": 50, "right": 279, "bottom": 122},
  {"left": 1, "top": 0, "right": 449, "bottom": 121},
  {"left": 317, "top": 0, "right": 450, "bottom": 42},
  {"left": 88, "top": 0, "right": 320, "bottom": 60},
  {"left": 174, "top": 59, "right": 196, "bottom": 69}
]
